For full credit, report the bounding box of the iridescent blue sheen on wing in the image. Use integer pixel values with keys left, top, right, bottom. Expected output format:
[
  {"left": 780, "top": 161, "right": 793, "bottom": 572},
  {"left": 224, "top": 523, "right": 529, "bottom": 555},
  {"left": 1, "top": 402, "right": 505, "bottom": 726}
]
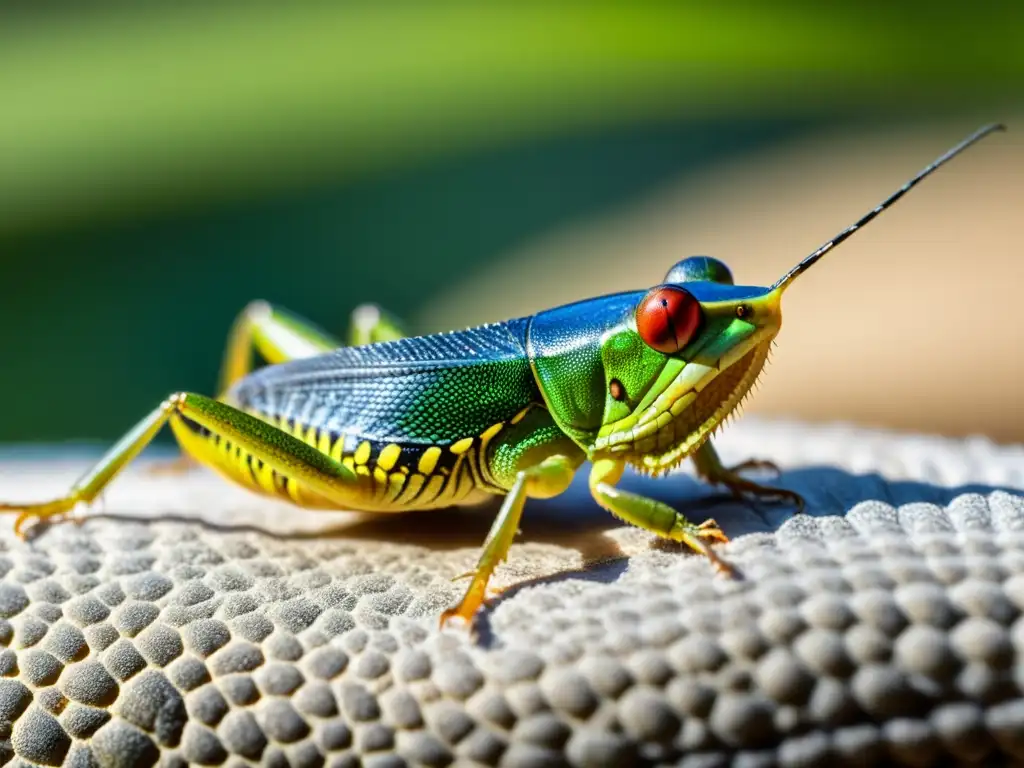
[{"left": 230, "top": 318, "right": 540, "bottom": 445}]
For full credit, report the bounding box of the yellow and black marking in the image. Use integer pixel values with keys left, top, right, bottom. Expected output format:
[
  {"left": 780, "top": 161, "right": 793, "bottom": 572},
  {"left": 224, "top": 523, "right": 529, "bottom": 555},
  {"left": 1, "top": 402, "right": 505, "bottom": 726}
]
[{"left": 170, "top": 409, "right": 515, "bottom": 512}]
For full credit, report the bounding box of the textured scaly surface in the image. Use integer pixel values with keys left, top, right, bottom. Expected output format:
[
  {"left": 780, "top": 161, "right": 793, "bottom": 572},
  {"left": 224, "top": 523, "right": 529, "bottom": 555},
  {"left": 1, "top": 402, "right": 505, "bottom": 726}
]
[{"left": 0, "top": 420, "right": 1023, "bottom": 766}]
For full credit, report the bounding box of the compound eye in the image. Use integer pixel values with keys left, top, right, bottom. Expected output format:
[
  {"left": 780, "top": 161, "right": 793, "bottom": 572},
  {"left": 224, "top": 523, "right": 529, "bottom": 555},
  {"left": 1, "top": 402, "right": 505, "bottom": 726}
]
[{"left": 635, "top": 286, "right": 703, "bottom": 354}]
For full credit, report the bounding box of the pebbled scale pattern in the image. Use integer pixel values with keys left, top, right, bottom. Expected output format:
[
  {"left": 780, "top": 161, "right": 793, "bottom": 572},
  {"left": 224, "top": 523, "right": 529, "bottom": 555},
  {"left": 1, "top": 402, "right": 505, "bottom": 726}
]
[{"left": 1, "top": 422, "right": 1024, "bottom": 765}]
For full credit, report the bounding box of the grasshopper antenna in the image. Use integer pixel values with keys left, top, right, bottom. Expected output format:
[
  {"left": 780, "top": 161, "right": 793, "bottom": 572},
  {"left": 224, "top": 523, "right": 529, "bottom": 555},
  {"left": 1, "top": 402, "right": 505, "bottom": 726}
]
[{"left": 772, "top": 123, "right": 1006, "bottom": 292}]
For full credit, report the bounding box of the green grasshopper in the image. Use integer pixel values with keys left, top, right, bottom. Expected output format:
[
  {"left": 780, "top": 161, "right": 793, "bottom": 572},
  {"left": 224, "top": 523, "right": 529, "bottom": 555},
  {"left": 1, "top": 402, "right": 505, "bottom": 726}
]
[{"left": 1, "top": 124, "right": 1003, "bottom": 625}]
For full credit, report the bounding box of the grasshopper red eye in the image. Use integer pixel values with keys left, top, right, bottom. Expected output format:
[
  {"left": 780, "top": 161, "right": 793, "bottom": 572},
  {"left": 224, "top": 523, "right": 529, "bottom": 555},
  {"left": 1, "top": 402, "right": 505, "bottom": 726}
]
[{"left": 636, "top": 286, "right": 703, "bottom": 354}]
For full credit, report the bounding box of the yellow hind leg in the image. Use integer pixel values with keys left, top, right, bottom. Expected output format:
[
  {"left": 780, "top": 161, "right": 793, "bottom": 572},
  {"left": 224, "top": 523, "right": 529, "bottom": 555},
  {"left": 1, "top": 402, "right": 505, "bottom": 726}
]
[
  {"left": 0, "top": 393, "right": 368, "bottom": 538},
  {"left": 151, "top": 300, "right": 407, "bottom": 476},
  {"left": 219, "top": 300, "right": 408, "bottom": 394},
  {"left": 218, "top": 301, "right": 342, "bottom": 395}
]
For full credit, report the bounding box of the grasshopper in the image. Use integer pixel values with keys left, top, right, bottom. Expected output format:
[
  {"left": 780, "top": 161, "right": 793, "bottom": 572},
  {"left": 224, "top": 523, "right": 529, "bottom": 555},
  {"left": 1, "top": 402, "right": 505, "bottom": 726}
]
[{"left": 0, "top": 124, "right": 1003, "bottom": 625}]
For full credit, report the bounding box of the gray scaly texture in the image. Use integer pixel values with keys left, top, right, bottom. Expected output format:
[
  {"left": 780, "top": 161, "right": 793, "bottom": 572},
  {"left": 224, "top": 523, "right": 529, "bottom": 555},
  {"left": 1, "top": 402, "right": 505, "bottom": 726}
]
[{"left": 0, "top": 419, "right": 1022, "bottom": 766}]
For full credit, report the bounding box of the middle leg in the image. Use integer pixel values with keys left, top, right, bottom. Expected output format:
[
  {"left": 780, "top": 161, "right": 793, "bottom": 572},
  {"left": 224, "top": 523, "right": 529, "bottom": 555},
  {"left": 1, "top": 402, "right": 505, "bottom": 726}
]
[
  {"left": 440, "top": 409, "right": 585, "bottom": 626},
  {"left": 440, "top": 453, "right": 579, "bottom": 626}
]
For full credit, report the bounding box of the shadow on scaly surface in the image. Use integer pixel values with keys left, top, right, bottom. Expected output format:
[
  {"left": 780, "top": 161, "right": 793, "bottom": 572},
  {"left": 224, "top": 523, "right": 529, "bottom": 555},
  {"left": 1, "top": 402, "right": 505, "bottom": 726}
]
[{"left": 0, "top": 421, "right": 1022, "bottom": 765}]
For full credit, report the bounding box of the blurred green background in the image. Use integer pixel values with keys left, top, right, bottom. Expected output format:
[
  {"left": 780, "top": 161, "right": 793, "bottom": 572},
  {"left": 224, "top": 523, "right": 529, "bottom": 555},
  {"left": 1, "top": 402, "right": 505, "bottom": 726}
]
[{"left": 2, "top": 2, "right": 1022, "bottom": 445}]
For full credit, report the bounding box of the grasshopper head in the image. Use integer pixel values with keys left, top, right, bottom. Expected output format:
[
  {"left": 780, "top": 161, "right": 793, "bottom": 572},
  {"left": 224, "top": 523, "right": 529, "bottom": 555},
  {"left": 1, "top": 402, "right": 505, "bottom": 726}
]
[
  {"left": 538, "top": 126, "right": 1002, "bottom": 471},
  {"left": 592, "top": 256, "right": 784, "bottom": 475},
  {"left": 590, "top": 124, "right": 1007, "bottom": 473}
]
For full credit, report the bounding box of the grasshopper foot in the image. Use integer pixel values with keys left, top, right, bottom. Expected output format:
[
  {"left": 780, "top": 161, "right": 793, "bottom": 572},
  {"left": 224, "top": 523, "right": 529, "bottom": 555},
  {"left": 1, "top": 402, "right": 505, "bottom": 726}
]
[
  {"left": 439, "top": 574, "right": 489, "bottom": 629},
  {"left": 0, "top": 498, "right": 80, "bottom": 539},
  {"left": 672, "top": 517, "right": 736, "bottom": 578}
]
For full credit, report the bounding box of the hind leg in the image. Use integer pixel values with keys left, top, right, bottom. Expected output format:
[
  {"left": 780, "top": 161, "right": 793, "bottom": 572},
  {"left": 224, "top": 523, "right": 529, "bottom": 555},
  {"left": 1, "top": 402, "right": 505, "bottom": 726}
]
[
  {"left": 219, "top": 300, "right": 408, "bottom": 393},
  {"left": 152, "top": 301, "right": 407, "bottom": 475},
  {"left": 1, "top": 393, "right": 368, "bottom": 538},
  {"left": 217, "top": 301, "right": 342, "bottom": 395},
  {"left": 149, "top": 301, "right": 341, "bottom": 475},
  {"left": 345, "top": 304, "right": 408, "bottom": 348}
]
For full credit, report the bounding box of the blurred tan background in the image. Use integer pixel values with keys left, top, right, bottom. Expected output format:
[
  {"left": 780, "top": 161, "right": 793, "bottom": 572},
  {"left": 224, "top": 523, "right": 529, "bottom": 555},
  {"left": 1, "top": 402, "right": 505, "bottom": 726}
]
[
  {"left": 1, "top": 3, "right": 1022, "bottom": 446},
  {"left": 421, "top": 121, "right": 1024, "bottom": 442}
]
